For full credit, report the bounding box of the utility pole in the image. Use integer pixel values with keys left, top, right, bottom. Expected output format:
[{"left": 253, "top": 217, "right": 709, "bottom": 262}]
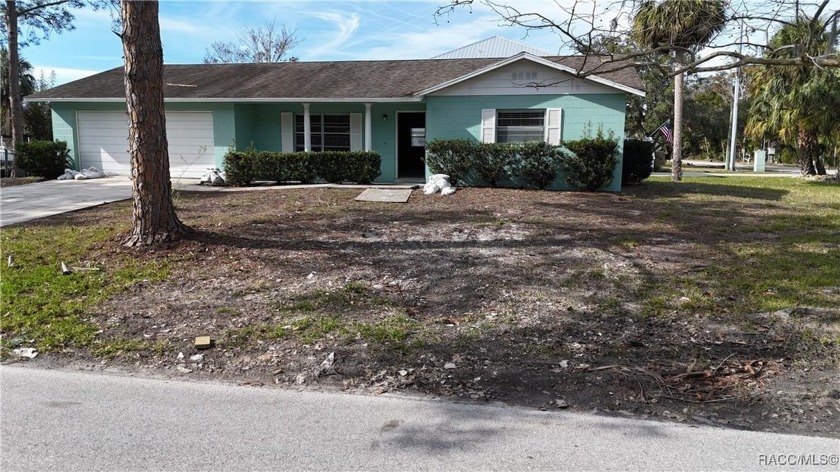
[{"left": 727, "top": 21, "right": 745, "bottom": 172}]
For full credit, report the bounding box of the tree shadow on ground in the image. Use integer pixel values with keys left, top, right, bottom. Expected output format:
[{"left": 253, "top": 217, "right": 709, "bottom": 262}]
[
  {"left": 626, "top": 180, "right": 790, "bottom": 201},
  {"left": 26, "top": 185, "right": 837, "bottom": 438}
]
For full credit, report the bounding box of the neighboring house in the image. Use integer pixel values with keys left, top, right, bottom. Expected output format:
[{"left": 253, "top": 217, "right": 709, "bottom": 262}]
[
  {"left": 432, "top": 36, "right": 553, "bottom": 59},
  {"left": 26, "top": 46, "right": 645, "bottom": 190}
]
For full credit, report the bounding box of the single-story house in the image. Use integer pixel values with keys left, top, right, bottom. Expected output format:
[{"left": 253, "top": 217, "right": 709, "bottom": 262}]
[{"left": 26, "top": 50, "right": 645, "bottom": 190}]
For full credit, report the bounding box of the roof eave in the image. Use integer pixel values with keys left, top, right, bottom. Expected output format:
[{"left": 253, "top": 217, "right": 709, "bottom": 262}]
[{"left": 25, "top": 97, "right": 426, "bottom": 103}]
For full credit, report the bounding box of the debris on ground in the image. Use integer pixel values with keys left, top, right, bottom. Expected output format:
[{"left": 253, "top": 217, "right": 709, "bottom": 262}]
[
  {"left": 14, "top": 186, "right": 839, "bottom": 439},
  {"left": 199, "top": 168, "right": 226, "bottom": 185},
  {"left": 316, "top": 352, "right": 335, "bottom": 377},
  {"left": 11, "top": 348, "right": 38, "bottom": 359},
  {"left": 423, "top": 174, "right": 456, "bottom": 195},
  {"left": 57, "top": 167, "right": 106, "bottom": 180}
]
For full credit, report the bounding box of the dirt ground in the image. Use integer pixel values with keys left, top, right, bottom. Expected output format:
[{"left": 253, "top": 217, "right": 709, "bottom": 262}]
[
  {"left": 0, "top": 177, "right": 44, "bottom": 188},
  {"left": 8, "top": 185, "right": 840, "bottom": 438}
]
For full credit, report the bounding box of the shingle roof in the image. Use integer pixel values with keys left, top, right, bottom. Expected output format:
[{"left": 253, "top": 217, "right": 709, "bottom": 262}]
[
  {"left": 28, "top": 56, "right": 645, "bottom": 101},
  {"left": 432, "top": 36, "right": 553, "bottom": 59}
]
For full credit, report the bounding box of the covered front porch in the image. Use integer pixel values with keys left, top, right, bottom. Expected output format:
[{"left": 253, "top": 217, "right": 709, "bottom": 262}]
[{"left": 232, "top": 101, "right": 427, "bottom": 182}]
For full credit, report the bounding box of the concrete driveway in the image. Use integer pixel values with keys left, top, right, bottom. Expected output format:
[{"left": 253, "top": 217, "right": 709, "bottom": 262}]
[{"left": 0, "top": 176, "right": 133, "bottom": 227}]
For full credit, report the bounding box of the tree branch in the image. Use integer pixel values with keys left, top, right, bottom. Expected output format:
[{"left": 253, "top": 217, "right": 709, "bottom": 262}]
[{"left": 18, "top": 0, "right": 73, "bottom": 17}]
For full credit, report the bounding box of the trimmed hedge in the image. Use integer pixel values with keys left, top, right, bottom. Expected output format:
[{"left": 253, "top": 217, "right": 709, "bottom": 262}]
[
  {"left": 315, "top": 151, "right": 381, "bottom": 184},
  {"left": 622, "top": 138, "right": 654, "bottom": 185},
  {"left": 427, "top": 135, "right": 623, "bottom": 191},
  {"left": 15, "top": 141, "right": 72, "bottom": 179},
  {"left": 223, "top": 149, "right": 380, "bottom": 186},
  {"left": 426, "top": 139, "right": 565, "bottom": 189},
  {"left": 562, "top": 130, "right": 620, "bottom": 191},
  {"left": 473, "top": 142, "right": 516, "bottom": 187},
  {"left": 516, "top": 141, "right": 564, "bottom": 189},
  {"left": 425, "top": 139, "right": 475, "bottom": 186}
]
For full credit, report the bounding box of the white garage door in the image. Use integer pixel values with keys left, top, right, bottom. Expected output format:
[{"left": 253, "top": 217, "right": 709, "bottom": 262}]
[{"left": 76, "top": 111, "right": 216, "bottom": 179}]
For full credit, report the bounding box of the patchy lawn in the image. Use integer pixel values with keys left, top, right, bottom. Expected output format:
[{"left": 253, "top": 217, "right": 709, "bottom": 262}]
[{"left": 1, "top": 176, "right": 838, "bottom": 437}]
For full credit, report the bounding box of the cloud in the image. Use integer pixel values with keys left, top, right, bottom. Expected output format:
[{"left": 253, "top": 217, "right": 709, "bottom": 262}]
[
  {"left": 305, "top": 12, "right": 361, "bottom": 59},
  {"left": 349, "top": 13, "right": 555, "bottom": 60},
  {"left": 159, "top": 17, "right": 203, "bottom": 35}
]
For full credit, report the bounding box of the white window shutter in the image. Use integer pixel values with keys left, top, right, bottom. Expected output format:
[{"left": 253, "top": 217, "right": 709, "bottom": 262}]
[
  {"left": 350, "top": 113, "right": 363, "bottom": 151},
  {"left": 545, "top": 108, "right": 562, "bottom": 145},
  {"left": 281, "top": 112, "right": 294, "bottom": 152},
  {"left": 481, "top": 109, "right": 496, "bottom": 143}
]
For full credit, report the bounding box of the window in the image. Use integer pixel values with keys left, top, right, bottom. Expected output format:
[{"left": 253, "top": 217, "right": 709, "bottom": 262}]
[
  {"left": 295, "top": 114, "right": 351, "bottom": 151},
  {"left": 496, "top": 110, "right": 545, "bottom": 143}
]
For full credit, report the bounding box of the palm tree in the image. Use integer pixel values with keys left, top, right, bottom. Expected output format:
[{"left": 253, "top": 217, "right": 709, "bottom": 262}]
[
  {"left": 746, "top": 20, "right": 838, "bottom": 175},
  {"left": 631, "top": 0, "right": 727, "bottom": 181}
]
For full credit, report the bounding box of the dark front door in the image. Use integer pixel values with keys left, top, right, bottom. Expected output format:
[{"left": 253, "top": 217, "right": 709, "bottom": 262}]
[{"left": 397, "top": 112, "right": 426, "bottom": 179}]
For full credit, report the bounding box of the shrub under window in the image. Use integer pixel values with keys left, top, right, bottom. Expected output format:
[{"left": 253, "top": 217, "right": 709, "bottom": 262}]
[{"left": 561, "top": 128, "right": 619, "bottom": 191}]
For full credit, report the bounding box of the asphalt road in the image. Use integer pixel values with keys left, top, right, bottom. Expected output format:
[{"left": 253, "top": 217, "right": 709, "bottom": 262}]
[{"left": 1, "top": 366, "right": 838, "bottom": 471}]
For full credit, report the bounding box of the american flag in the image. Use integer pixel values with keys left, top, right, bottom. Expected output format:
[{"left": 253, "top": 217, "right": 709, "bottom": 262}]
[{"left": 657, "top": 121, "right": 673, "bottom": 145}]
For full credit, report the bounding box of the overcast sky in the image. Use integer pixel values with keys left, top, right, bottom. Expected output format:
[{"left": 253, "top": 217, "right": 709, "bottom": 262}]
[{"left": 21, "top": 0, "right": 571, "bottom": 86}]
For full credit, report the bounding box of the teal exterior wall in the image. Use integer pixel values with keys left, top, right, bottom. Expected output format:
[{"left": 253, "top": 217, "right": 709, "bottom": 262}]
[
  {"left": 426, "top": 94, "right": 627, "bottom": 191},
  {"left": 49, "top": 94, "right": 626, "bottom": 189},
  {"left": 370, "top": 103, "right": 426, "bottom": 182},
  {"left": 50, "top": 105, "right": 78, "bottom": 169},
  {"left": 49, "top": 102, "right": 235, "bottom": 170}
]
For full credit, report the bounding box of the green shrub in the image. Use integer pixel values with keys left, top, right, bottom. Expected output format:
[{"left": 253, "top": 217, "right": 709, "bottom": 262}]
[
  {"left": 222, "top": 149, "right": 378, "bottom": 185},
  {"left": 283, "top": 152, "right": 317, "bottom": 183},
  {"left": 562, "top": 129, "right": 619, "bottom": 191},
  {"left": 516, "top": 141, "right": 563, "bottom": 189},
  {"left": 347, "top": 152, "right": 381, "bottom": 184},
  {"left": 778, "top": 146, "right": 798, "bottom": 165},
  {"left": 622, "top": 138, "right": 654, "bottom": 185},
  {"left": 15, "top": 141, "right": 72, "bottom": 179},
  {"left": 255, "top": 151, "right": 283, "bottom": 182},
  {"left": 425, "top": 139, "right": 476, "bottom": 186},
  {"left": 473, "top": 142, "right": 517, "bottom": 187},
  {"left": 314, "top": 151, "right": 380, "bottom": 184},
  {"left": 315, "top": 151, "right": 349, "bottom": 183},
  {"left": 223, "top": 148, "right": 257, "bottom": 185}
]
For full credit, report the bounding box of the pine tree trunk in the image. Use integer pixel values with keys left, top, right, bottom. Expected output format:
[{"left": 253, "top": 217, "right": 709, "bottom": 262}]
[
  {"left": 120, "top": 0, "right": 187, "bottom": 246},
  {"left": 671, "top": 71, "right": 684, "bottom": 182},
  {"left": 5, "top": 0, "right": 25, "bottom": 177},
  {"left": 797, "top": 127, "right": 817, "bottom": 176}
]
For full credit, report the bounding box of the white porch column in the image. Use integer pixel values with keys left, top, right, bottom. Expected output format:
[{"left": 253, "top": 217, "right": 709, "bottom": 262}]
[
  {"left": 303, "top": 103, "right": 312, "bottom": 152},
  {"left": 364, "top": 103, "right": 373, "bottom": 152}
]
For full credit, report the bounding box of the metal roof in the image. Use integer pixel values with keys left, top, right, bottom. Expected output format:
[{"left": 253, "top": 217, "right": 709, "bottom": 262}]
[{"left": 432, "top": 36, "right": 554, "bottom": 59}]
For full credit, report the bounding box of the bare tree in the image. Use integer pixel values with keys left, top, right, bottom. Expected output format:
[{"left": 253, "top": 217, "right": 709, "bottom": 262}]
[
  {"left": 120, "top": 0, "right": 187, "bottom": 246},
  {"left": 204, "top": 19, "right": 300, "bottom": 63},
  {"left": 436, "top": 0, "right": 839, "bottom": 180},
  {"left": 437, "top": 1, "right": 839, "bottom": 75}
]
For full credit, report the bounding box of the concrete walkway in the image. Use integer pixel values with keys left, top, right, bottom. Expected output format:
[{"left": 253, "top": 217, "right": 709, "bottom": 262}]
[
  {"left": 0, "top": 177, "right": 421, "bottom": 227},
  {"left": 0, "top": 176, "right": 134, "bottom": 227}
]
